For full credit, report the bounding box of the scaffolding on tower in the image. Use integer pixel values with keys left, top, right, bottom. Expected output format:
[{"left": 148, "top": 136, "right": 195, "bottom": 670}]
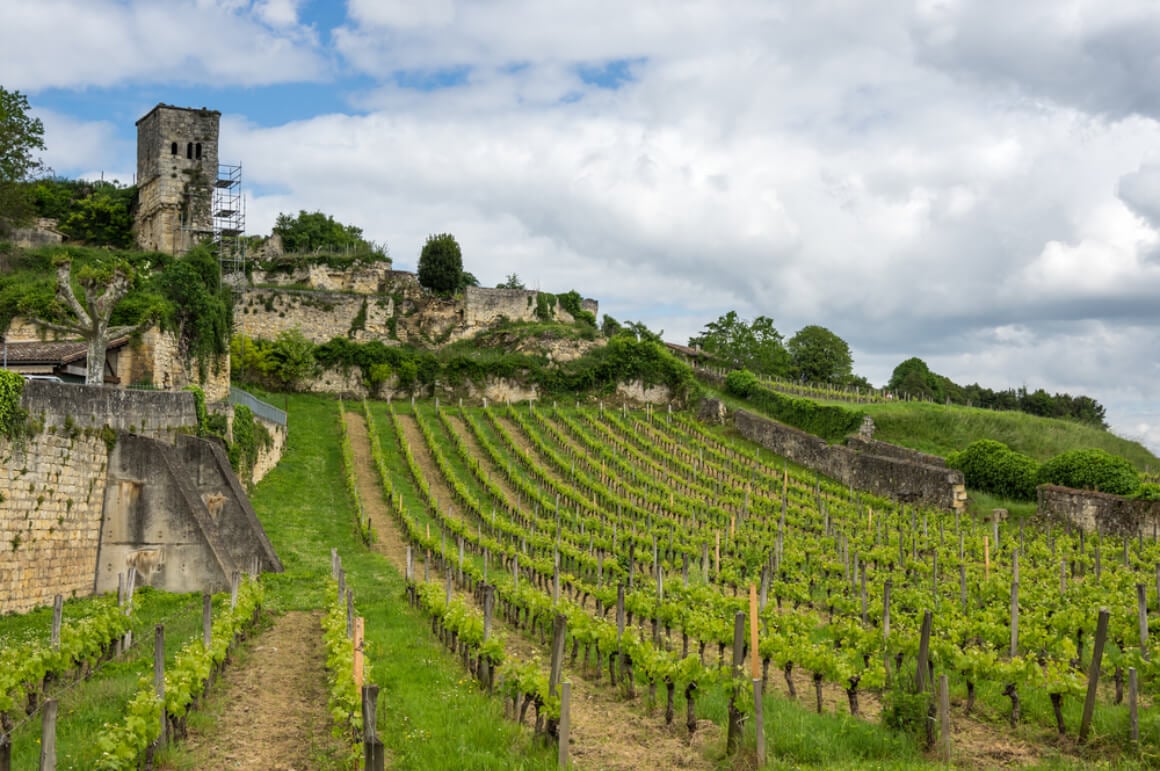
[{"left": 213, "top": 162, "right": 246, "bottom": 271}]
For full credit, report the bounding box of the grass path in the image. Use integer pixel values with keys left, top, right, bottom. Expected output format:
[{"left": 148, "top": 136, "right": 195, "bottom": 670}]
[{"left": 161, "top": 611, "right": 346, "bottom": 770}]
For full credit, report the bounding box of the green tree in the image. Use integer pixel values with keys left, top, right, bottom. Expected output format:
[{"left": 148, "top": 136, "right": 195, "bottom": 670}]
[
  {"left": 787, "top": 325, "right": 853, "bottom": 384},
  {"left": 272, "top": 210, "right": 386, "bottom": 259},
  {"left": 888, "top": 357, "right": 942, "bottom": 400},
  {"left": 689, "top": 311, "right": 789, "bottom": 376},
  {"left": 0, "top": 87, "right": 46, "bottom": 234},
  {"left": 497, "top": 273, "right": 525, "bottom": 289},
  {"left": 58, "top": 180, "right": 136, "bottom": 248},
  {"left": 417, "top": 233, "right": 464, "bottom": 295}
]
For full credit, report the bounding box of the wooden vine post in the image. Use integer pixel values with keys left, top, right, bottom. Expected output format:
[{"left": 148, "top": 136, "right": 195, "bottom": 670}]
[
  {"left": 363, "top": 685, "right": 385, "bottom": 771},
  {"left": 39, "top": 699, "right": 58, "bottom": 771},
  {"left": 1079, "top": 608, "right": 1110, "bottom": 743},
  {"left": 726, "top": 611, "right": 745, "bottom": 754},
  {"left": 750, "top": 585, "right": 765, "bottom": 766}
]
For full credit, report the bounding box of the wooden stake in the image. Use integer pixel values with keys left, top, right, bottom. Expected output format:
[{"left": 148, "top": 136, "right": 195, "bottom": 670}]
[
  {"left": 558, "top": 681, "right": 571, "bottom": 768},
  {"left": 749, "top": 585, "right": 759, "bottom": 680},
  {"left": 1079, "top": 608, "right": 1110, "bottom": 743},
  {"left": 354, "top": 617, "right": 365, "bottom": 689}
]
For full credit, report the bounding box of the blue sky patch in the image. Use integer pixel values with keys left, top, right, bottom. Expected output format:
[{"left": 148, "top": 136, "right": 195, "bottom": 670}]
[
  {"left": 577, "top": 58, "right": 645, "bottom": 90},
  {"left": 392, "top": 65, "right": 472, "bottom": 91}
]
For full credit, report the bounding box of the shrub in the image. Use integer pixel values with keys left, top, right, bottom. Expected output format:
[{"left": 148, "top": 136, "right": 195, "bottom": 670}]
[
  {"left": 726, "top": 369, "right": 863, "bottom": 442},
  {"left": 417, "top": 233, "right": 463, "bottom": 295},
  {"left": 725, "top": 369, "right": 759, "bottom": 397},
  {"left": 1133, "top": 482, "right": 1160, "bottom": 501},
  {"left": 947, "top": 439, "right": 1039, "bottom": 500},
  {"left": 1037, "top": 448, "right": 1141, "bottom": 496}
]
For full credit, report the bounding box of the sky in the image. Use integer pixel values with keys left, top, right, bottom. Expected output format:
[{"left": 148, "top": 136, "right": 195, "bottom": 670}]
[{"left": 3, "top": 0, "right": 1160, "bottom": 453}]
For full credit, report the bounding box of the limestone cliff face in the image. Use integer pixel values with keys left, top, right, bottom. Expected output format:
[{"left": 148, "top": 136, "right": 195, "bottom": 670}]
[{"left": 234, "top": 266, "right": 599, "bottom": 350}]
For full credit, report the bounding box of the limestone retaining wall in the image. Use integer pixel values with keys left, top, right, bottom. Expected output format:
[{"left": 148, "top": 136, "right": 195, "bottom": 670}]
[
  {"left": 1037, "top": 485, "right": 1160, "bottom": 536},
  {"left": 734, "top": 409, "right": 966, "bottom": 511}
]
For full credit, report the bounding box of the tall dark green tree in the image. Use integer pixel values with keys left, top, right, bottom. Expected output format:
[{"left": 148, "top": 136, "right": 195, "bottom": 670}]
[
  {"left": 417, "top": 233, "right": 464, "bottom": 294},
  {"left": 787, "top": 325, "right": 853, "bottom": 384},
  {"left": 0, "top": 87, "right": 46, "bottom": 233}
]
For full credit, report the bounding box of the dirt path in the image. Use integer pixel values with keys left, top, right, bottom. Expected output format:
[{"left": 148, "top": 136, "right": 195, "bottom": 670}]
[
  {"left": 168, "top": 611, "right": 347, "bottom": 770},
  {"left": 344, "top": 410, "right": 716, "bottom": 770}
]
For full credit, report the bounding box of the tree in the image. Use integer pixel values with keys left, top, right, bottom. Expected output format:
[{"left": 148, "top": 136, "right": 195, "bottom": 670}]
[
  {"left": 272, "top": 210, "right": 387, "bottom": 260},
  {"left": 0, "top": 87, "right": 46, "bottom": 233},
  {"left": 689, "top": 311, "right": 790, "bottom": 376},
  {"left": 787, "top": 325, "right": 853, "bottom": 384},
  {"left": 497, "top": 273, "right": 525, "bottom": 289},
  {"left": 34, "top": 257, "right": 154, "bottom": 384},
  {"left": 417, "top": 233, "right": 463, "bottom": 294},
  {"left": 888, "top": 357, "right": 941, "bottom": 400}
]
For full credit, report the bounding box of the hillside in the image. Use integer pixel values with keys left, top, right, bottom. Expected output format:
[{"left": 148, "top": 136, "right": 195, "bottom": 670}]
[
  {"left": 704, "top": 375, "right": 1160, "bottom": 472},
  {"left": 858, "top": 400, "right": 1160, "bottom": 471}
]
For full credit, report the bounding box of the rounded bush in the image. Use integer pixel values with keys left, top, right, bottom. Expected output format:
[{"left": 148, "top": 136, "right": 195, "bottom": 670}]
[
  {"left": 725, "top": 369, "right": 759, "bottom": 398},
  {"left": 947, "top": 439, "right": 1039, "bottom": 500},
  {"left": 1037, "top": 449, "right": 1140, "bottom": 496}
]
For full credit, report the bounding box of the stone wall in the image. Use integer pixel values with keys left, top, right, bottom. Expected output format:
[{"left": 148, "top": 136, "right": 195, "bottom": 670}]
[
  {"left": 0, "top": 428, "right": 109, "bottom": 613},
  {"left": 733, "top": 409, "right": 967, "bottom": 510},
  {"left": 2, "top": 382, "right": 279, "bottom": 613},
  {"left": 0, "top": 384, "right": 200, "bottom": 612},
  {"left": 120, "top": 327, "right": 230, "bottom": 403},
  {"left": 845, "top": 436, "right": 947, "bottom": 468},
  {"left": 1037, "top": 485, "right": 1160, "bottom": 537},
  {"left": 21, "top": 380, "right": 198, "bottom": 439},
  {"left": 462, "top": 286, "right": 599, "bottom": 327},
  {"left": 235, "top": 289, "right": 396, "bottom": 345},
  {"left": 250, "top": 418, "right": 286, "bottom": 485}
]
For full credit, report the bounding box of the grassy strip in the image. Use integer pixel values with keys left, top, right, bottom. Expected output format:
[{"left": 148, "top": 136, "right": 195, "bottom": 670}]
[{"left": 246, "top": 394, "right": 557, "bottom": 769}]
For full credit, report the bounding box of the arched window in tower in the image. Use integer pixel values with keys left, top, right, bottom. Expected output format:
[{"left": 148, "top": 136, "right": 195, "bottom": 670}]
[
  {"left": 171, "top": 142, "right": 178, "bottom": 155},
  {"left": 195, "top": 143, "right": 202, "bottom": 160},
  {"left": 186, "top": 143, "right": 193, "bottom": 159}
]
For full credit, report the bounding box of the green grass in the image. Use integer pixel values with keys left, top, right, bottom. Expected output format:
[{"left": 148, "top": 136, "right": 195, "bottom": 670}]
[{"left": 857, "top": 401, "right": 1159, "bottom": 470}]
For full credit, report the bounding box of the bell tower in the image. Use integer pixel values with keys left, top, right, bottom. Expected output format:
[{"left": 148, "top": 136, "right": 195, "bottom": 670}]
[{"left": 134, "top": 104, "right": 220, "bottom": 255}]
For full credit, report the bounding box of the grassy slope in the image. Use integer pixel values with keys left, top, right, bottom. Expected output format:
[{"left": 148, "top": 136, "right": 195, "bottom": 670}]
[{"left": 857, "top": 401, "right": 1159, "bottom": 469}]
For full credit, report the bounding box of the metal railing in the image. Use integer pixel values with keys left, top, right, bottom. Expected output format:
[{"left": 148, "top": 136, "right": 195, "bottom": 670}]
[{"left": 229, "top": 386, "right": 287, "bottom": 426}]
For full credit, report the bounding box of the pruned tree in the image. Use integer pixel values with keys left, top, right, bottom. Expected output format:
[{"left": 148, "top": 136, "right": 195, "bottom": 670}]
[{"left": 35, "top": 258, "right": 154, "bottom": 384}]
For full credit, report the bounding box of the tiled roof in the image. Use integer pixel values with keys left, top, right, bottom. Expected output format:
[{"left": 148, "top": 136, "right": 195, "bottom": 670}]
[{"left": 2, "top": 333, "right": 132, "bottom": 365}]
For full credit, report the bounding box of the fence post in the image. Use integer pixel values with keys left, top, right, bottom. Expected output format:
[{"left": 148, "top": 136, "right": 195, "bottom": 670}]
[
  {"left": 1079, "top": 608, "right": 1110, "bottom": 743},
  {"left": 558, "top": 681, "right": 571, "bottom": 768},
  {"left": 51, "top": 595, "right": 63, "bottom": 651},
  {"left": 937, "top": 674, "right": 951, "bottom": 763},
  {"left": 362, "top": 685, "right": 385, "bottom": 771},
  {"left": 203, "top": 592, "right": 213, "bottom": 650},
  {"left": 38, "top": 699, "right": 57, "bottom": 771},
  {"left": 549, "top": 615, "right": 567, "bottom": 698}
]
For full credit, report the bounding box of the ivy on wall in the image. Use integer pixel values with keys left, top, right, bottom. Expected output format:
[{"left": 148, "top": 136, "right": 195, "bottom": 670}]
[{"left": 0, "top": 369, "right": 26, "bottom": 439}]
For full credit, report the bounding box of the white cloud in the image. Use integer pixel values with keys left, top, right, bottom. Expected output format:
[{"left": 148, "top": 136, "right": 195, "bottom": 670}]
[
  {"left": 10, "top": 0, "right": 1160, "bottom": 452},
  {"left": 0, "top": 0, "right": 326, "bottom": 90}
]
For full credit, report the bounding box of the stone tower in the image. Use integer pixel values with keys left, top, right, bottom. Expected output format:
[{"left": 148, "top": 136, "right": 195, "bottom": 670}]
[{"left": 134, "top": 104, "right": 220, "bottom": 255}]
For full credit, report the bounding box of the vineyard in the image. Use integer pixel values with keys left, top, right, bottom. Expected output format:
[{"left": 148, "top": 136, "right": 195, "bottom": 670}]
[
  {"left": 3, "top": 395, "right": 1158, "bottom": 768},
  {"left": 351, "top": 398, "right": 1159, "bottom": 766}
]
